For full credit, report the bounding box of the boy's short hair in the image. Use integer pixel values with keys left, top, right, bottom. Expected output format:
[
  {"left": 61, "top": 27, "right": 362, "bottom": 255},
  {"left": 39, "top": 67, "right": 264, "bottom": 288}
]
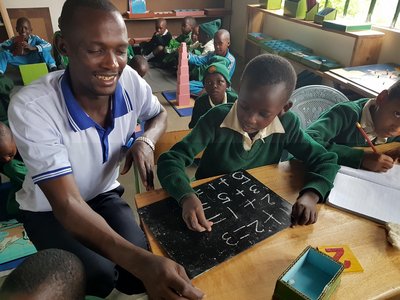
[
  {"left": 388, "top": 79, "right": 400, "bottom": 101},
  {"left": 59, "top": 0, "right": 119, "bottom": 37},
  {"left": 0, "top": 121, "right": 12, "bottom": 146},
  {"left": 16, "top": 17, "right": 31, "bottom": 29},
  {"left": 241, "top": 54, "right": 296, "bottom": 100},
  {"left": 0, "top": 249, "right": 86, "bottom": 300},
  {"left": 214, "top": 29, "right": 230, "bottom": 42},
  {"left": 130, "top": 55, "right": 149, "bottom": 77},
  {"left": 183, "top": 16, "right": 196, "bottom": 28}
]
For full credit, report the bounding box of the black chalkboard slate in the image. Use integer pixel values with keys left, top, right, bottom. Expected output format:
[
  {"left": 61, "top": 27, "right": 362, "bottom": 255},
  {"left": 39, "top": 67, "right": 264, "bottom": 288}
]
[{"left": 138, "top": 170, "right": 292, "bottom": 278}]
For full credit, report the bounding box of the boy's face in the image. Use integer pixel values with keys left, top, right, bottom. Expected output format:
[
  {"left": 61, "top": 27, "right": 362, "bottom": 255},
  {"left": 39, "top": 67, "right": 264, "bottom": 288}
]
[
  {"left": 373, "top": 92, "right": 400, "bottom": 138},
  {"left": 237, "top": 81, "right": 290, "bottom": 135},
  {"left": 155, "top": 20, "right": 167, "bottom": 35},
  {"left": 214, "top": 33, "right": 230, "bottom": 57},
  {"left": 0, "top": 138, "right": 17, "bottom": 163},
  {"left": 59, "top": 8, "right": 128, "bottom": 100},
  {"left": 181, "top": 20, "right": 192, "bottom": 35},
  {"left": 16, "top": 21, "right": 31, "bottom": 38},
  {"left": 204, "top": 73, "right": 227, "bottom": 104}
]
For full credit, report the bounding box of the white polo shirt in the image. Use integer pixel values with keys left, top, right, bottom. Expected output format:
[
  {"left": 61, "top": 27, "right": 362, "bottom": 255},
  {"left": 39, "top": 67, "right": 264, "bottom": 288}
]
[{"left": 9, "top": 66, "right": 162, "bottom": 212}]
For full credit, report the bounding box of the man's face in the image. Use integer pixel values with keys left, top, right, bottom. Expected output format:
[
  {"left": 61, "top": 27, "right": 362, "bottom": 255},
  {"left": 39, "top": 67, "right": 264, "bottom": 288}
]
[
  {"left": 16, "top": 21, "right": 31, "bottom": 38},
  {"left": 62, "top": 8, "right": 129, "bottom": 101}
]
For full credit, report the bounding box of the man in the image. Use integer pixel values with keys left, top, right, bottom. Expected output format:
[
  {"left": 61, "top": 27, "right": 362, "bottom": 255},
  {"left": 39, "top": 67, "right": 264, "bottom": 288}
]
[{"left": 8, "top": 1, "right": 203, "bottom": 299}]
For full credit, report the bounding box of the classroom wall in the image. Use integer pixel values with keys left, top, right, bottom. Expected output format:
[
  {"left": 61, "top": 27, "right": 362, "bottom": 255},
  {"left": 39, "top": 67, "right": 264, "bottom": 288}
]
[{"left": 3, "top": 0, "right": 64, "bottom": 33}]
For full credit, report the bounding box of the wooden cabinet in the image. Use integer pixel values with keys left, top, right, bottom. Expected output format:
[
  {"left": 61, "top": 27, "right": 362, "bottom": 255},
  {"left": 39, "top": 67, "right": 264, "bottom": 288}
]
[
  {"left": 0, "top": 0, "right": 13, "bottom": 42},
  {"left": 245, "top": 4, "right": 384, "bottom": 68},
  {"left": 110, "top": 0, "right": 230, "bottom": 40}
]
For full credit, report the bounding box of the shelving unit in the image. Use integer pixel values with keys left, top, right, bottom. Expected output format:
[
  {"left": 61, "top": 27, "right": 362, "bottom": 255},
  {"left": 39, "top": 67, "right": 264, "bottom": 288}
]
[
  {"left": 245, "top": 4, "right": 384, "bottom": 68},
  {"left": 0, "top": 0, "right": 13, "bottom": 42},
  {"left": 110, "top": 0, "right": 231, "bottom": 40}
]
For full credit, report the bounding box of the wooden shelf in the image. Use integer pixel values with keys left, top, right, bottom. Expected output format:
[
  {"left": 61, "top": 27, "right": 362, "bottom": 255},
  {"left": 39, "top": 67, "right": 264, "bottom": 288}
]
[{"left": 124, "top": 13, "right": 229, "bottom": 22}]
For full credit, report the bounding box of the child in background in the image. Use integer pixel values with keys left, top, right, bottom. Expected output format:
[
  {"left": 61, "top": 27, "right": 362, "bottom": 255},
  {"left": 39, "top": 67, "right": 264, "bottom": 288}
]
[
  {"left": 158, "top": 54, "right": 339, "bottom": 232},
  {"left": 129, "top": 55, "right": 149, "bottom": 78},
  {"left": 188, "top": 25, "right": 202, "bottom": 55},
  {"left": 189, "top": 29, "right": 235, "bottom": 96},
  {"left": 0, "top": 17, "right": 56, "bottom": 74},
  {"left": 306, "top": 80, "right": 400, "bottom": 172},
  {"left": 0, "top": 248, "right": 102, "bottom": 300},
  {"left": 198, "top": 19, "right": 221, "bottom": 55},
  {"left": 163, "top": 16, "right": 197, "bottom": 67},
  {"left": 0, "top": 122, "right": 26, "bottom": 219},
  {"left": 189, "top": 60, "right": 237, "bottom": 128},
  {"left": 141, "top": 18, "right": 172, "bottom": 61}
]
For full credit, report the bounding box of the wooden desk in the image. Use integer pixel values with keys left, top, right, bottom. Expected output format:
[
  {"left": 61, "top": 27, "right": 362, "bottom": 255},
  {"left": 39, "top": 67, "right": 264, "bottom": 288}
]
[{"left": 135, "top": 161, "right": 400, "bottom": 300}]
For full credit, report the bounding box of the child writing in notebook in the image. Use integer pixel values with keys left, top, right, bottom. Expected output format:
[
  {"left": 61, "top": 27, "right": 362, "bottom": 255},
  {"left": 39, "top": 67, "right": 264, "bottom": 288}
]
[
  {"left": 306, "top": 79, "right": 400, "bottom": 173},
  {"left": 158, "top": 54, "right": 339, "bottom": 232},
  {"left": 189, "top": 60, "right": 237, "bottom": 128}
]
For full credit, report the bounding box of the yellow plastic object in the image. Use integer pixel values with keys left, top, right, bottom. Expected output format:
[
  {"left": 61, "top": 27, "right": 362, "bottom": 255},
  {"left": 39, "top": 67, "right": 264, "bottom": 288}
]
[{"left": 19, "top": 63, "right": 48, "bottom": 85}]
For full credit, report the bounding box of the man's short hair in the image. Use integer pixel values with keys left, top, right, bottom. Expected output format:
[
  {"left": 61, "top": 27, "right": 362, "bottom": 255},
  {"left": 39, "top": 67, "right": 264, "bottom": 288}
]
[
  {"left": 0, "top": 249, "right": 86, "bottom": 300},
  {"left": 240, "top": 54, "right": 297, "bottom": 100},
  {"left": 59, "top": 0, "right": 119, "bottom": 37}
]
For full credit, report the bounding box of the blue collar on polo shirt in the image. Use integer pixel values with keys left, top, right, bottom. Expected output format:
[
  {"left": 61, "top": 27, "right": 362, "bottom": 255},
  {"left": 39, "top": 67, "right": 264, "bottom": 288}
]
[{"left": 61, "top": 68, "right": 133, "bottom": 163}]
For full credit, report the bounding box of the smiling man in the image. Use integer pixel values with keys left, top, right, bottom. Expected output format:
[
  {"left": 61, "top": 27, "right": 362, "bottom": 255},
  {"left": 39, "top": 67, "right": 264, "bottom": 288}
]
[{"left": 8, "top": 1, "right": 203, "bottom": 300}]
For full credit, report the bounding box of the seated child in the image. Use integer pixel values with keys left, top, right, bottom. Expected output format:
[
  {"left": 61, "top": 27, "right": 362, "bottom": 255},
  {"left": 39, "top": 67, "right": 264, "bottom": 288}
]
[
  {"left": 129, "top": 55, "right": 149, "bottom": 78},
  {"left": 188, "top": 25, "right": 202, "bottom": 55},
  {"left": 198, "top": 19, "right": 221, "bottom": 55},
  {"left": 188, "top": 29, "right": 236, "bottom": 96},
  {"left": 157, "top": 54, "right": 339, "bottom": 231},
  {"left": 0, "top": 248, "right": 90, "bottom": 300},
  {"left": 163, "top": 16, "right": 197, "bottom": 66},
  {"left": 0, "top": 122, "right": 26, "bottom": 219},
  {"left": 189, "top": 61, "right": 238, "bottom": 128},
  {"left": 0, "top": 17, "right": 56, "bottom": 74},
  {"left": 306, "top": 80, "right": 400, "bottom": 172},
  {"left": 141, "top": 18, "right": 172, "bottom": 61}
]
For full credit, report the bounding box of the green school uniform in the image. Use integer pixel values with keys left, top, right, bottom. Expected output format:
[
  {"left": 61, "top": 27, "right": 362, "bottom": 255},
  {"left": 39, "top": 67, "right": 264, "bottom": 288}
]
[
  {"left": 189, "top": 90, "right": 238, "bottom": 129},
  {"left": 306, "top": 98, "right": 400, "bottom": 169},
  {"left": 158, "top": 103, "right": 339, "bottom": 203}
]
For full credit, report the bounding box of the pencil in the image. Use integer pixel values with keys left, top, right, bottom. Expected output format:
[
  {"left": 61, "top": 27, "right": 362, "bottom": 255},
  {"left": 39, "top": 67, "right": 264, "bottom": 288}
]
[{"left": 356, "top": 122, "right": 378, "bottom": 153}]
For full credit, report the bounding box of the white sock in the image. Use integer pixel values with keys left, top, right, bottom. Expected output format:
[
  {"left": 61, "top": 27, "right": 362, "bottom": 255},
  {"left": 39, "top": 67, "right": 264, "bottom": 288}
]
[{"left": 144, "top": 52, "right": 155, "bottom": 61}]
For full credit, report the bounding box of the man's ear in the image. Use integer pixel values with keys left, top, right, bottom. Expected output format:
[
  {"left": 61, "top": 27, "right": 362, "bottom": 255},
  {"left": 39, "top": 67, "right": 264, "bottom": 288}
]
[
  {"left": 278, "top": 101, "right": 293, "bottom": 116},
  {"left": 55, "top": 33, "right": 68, "bottom": 56},
  {"left": 376, "top": 89, "right": 389, "bottom": 107}
]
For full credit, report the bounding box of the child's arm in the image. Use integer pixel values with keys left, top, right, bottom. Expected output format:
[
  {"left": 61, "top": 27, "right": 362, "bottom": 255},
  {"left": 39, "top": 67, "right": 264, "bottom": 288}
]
[
  {"left": 2, "top": 159, "right": 27, "bottom": 186},
  {"left": 0, "top": 38, "right": 14, "bottom": 51},
  {"left": 361, "top": 152, "right": 394, "bottom": 172},
  {"left": 188, "top": 52, "right": 211, "bottom": 66},
  {"left": 306, "top": 105, "right": 365, "bottom": 168},
  {"left": 28, "top": 35, "right": 52, "bottom": 53}
]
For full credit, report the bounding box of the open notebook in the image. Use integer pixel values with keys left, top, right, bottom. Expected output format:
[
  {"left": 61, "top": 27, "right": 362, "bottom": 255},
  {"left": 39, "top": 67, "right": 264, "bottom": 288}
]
[{"left": 328, "top": 165, "right": 400, "bottom": 224}]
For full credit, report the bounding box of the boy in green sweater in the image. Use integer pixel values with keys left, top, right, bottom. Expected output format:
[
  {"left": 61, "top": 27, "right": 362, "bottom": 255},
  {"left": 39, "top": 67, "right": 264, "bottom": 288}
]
[
  {"left": 158, "top": 54, "right": 339, "bottom": 232},
  {"left": 306, "top": 80, "right": 400, "bottom": 172},
  {"left": 189, "top": 60, "right": 237, "bottom": 128}
]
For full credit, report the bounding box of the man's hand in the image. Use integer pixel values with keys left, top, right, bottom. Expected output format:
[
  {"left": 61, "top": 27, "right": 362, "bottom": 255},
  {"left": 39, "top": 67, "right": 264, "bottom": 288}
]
[
  {"left": 362, "top": 152, "right": 394, "bottom": 172},
  {"left": 139, "top": 254, "right": 204, "bottom": 300},
  {"left": 181, "top": 194, "right": 212, "bottom": 232},
  {"left": 291, "top": 191, "right": 319, "bottom": 226},
  {"left": 121, "top": 139, "right": 154, "bottom": 191}
]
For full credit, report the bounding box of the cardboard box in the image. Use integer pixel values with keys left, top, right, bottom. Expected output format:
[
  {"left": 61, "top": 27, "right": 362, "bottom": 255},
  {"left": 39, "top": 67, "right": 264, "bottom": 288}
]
[
  {"left": 322, "top": 20, "right": 372, "bottom": 32},
  {"left": 284, "top": 0, "right": 307, "bottom": 19},
  {"left": 273, "top": 246, "right": 344, "bottom": 300}
]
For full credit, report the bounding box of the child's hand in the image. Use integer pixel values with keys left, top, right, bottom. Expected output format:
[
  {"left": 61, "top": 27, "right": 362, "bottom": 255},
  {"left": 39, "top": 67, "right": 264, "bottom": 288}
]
[
  {"left": 362, "top": 152, "right": 394, "bottom": 172},
  {"left": 384, "top": 146, "right": 400, "bottom": 162},
  {"left": 291, "top": 191, "right": 319, "bottom": 226},
  {"left": 181, "top": 193, "right": 213, "bottom": 232}
]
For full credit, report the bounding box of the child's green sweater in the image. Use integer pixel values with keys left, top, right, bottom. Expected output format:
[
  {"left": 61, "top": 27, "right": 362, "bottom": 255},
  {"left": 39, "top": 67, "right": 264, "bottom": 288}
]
[
  {"left": 306, "top": 98, "right": 400, "bottom": 169},
  {"left": 158, "top": 103, "right": 339, "bottom": 203},
  {"left": 189, "top": 90, "right": 238, "bottom": 129}
]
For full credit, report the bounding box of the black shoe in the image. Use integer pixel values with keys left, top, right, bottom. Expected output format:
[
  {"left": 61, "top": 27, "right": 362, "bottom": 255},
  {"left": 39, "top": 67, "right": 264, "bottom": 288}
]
[{"left": 49, "top": 66, "right": 57, "bottom": 72}]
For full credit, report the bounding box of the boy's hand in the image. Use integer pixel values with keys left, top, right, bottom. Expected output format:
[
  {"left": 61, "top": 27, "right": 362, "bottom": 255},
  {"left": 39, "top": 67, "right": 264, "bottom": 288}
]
[
  {"left": 139, "top": 254, "right": 204, "bottom": 300},
  {"left": 181, "top": 194, "right": 213, "bottom": 232},
  {"left": 362, "top": 152, "right": 394, "bottom": 172},
  {"left": 21, "top": 42, "right": 36, "bottom": 52},
  {"left": 384, "top": 146, "right": 400, "bottom": 162},
  {"left": 291, "top": 191, "right": 319, "bottom": 226}
]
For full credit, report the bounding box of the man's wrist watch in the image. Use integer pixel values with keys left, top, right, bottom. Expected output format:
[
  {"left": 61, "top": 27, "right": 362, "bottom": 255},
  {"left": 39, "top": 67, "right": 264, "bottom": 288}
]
[{"left": 135, "top": 136, "right": 155, "bottom": 151}]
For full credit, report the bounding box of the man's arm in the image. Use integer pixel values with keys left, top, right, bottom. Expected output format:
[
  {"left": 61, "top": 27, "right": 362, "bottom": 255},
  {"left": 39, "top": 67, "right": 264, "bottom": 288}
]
[
  {"left": 39, "top": 174, "right": 203, "bottom": 300},
  {"left": 121, "top": 105, "right": 167, "bottom": 190}
]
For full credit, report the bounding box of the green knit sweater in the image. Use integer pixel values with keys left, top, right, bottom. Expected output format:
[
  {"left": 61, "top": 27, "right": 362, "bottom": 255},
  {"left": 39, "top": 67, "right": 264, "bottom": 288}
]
[
  {"left": 158, "top": 103, "right": 339, "bottom": 203},
  {"left": 189, "top": 90, "right": 238, "bottom": 129},
  {"left": 306, "top": 98, "right": 400, "bottom": 169}
]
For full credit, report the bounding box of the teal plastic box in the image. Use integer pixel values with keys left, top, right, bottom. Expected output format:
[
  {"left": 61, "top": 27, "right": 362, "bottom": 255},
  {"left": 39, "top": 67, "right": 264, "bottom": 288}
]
[
  {"left": 284, "top": 0, "right": 307, "bottom": 19},
  {"left": 273, "top": 246, "right": 344, "bottom": 300},
  {"left": 314, "top": 7, "right": 337, "bottom": 25}
]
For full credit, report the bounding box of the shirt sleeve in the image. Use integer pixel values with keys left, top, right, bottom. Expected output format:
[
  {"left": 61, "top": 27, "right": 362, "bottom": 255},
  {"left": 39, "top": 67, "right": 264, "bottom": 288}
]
[
  {"left": 188, "top": 52, "right": 211, "bottom": 66},
  {"left": 8, "top": 94, "right": 72, "bottom": 184},
  {"left": 30, "top": 35, "right": 52, "bottom": 52}
]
